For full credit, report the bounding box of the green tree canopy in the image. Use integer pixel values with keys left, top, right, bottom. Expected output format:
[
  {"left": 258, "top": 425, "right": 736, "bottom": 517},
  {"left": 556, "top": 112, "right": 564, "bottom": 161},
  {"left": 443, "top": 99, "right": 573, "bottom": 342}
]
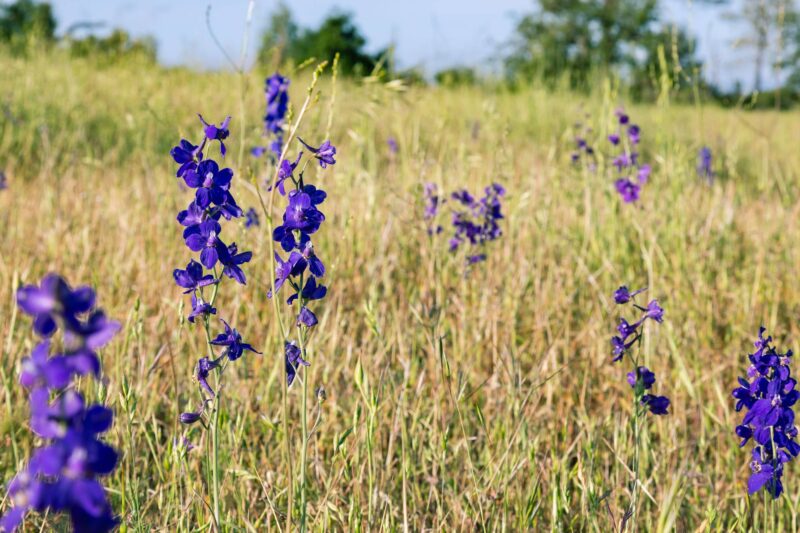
[
  {"left": 0, "top": 0, "right": 56, "bottom": 52},
  {"left": 505, "top": 0, "right": 661, "bottom": 87},
  {"left": 258, "top": 5, "right": 382, "bottom": 76}
]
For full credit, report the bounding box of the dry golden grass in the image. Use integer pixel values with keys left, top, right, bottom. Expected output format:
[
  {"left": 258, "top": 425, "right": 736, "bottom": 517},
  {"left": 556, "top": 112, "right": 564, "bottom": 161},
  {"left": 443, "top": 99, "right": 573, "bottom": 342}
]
[{"left": 2, "top": 53, "right": 800, "bottom": 531}]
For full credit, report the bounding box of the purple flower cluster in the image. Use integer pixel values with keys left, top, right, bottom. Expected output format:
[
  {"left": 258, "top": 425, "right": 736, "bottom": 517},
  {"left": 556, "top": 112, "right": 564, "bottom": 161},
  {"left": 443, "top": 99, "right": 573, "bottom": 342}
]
[
  {"left": 733, "top": 327, "right": 800, "bottom": 498},
  {"left": 697, "top": 146, "right": 713, "bottom": 183},
  {"left": 608, "top": 108, "right": 651, "bottom": 203},
  {"left": 2, "top": 275, "right": 120, "bottom": 532},
  {"left": 170, "top": 115, "right": 259, "bottom": 416},
  {"left": 611, "top": 285, "right": 670, "bottom": 416},
  {"left": 571, "top": 136, "right": 595, "bottom": 164},
  {"left": 448, "top": 183, "right": 505, "bottom": 265},
  {"left": 253, "top": 73, "right": 290, "bottom": 159},
  {"left": 244, "top": 207, "right": 260, "bottom": 229},
  {"left": 423, "top": 182, "right": 443, "bottom": 236},
  {"left": 0, "top": 170, "right": 6, "bottom": 190},
  {"left": 269, "top": 139, "right": 336, "bottom": 385}
]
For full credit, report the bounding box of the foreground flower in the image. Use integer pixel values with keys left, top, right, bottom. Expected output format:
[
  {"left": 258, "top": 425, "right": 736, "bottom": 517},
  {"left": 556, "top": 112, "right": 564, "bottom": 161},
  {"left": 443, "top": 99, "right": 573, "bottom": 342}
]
[
  {"left": 2, "top": 275, "right": 120, "bottom": 532},
  {"left": 733, "top": 327, "right": 799, "bottom": 498}
]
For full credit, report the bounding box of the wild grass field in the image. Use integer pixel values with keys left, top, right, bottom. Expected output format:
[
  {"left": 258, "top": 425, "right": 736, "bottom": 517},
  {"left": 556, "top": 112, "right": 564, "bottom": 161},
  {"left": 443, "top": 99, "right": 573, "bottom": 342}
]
[{"left": 2, "top": 52, "right": 800, "bottom": 532}]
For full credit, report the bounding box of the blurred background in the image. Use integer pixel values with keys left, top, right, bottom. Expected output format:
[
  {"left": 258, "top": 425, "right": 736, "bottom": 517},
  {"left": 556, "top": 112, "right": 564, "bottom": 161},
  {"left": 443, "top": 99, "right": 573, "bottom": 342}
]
[{"left": 3, "top": 0, "right": 800, "bottom": 108}]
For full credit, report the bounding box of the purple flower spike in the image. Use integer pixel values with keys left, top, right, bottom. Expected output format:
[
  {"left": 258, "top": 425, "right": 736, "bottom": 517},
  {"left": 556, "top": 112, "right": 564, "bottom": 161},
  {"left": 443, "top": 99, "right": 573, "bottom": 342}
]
[
  {"left": 298, "top": 138, "right": 337, "bottom": 168},
  {"left": 733, "top": 327, "right": 799, "bottom": 499}
]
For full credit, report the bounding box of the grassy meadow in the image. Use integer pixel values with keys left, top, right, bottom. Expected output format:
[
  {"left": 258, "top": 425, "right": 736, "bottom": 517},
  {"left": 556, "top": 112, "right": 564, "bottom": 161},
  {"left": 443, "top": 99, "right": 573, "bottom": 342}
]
[{"left": 2, "top": 52, "right": 800, "bottom": 531}]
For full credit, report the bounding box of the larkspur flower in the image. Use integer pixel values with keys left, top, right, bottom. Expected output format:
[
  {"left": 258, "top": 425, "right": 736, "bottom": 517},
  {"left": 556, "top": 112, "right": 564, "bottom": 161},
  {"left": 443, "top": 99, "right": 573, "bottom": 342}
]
[
  {"left": 698, "top": 146, "right": 713, "bottom": 182},
  {"left": 179, "top": 411, "right": 202, "bottom": 425},
  {"left": 641, "top": 394, "right": 670, "bottom": 415},
  {"left": 270, "top": 152, "right": 302, "bottom": 195},
  {"left": 388, "top": 137, "right": 398, "bottom": 154},
  {"left": 16, "top": 274, "right": 95, "bottom": 338},
  {"left": 285, "top": 341, "right": 309, "bottom": 386},
  {"left": 627, "top": 366, "right": 656, "bottom": 389},
  {"left": 298, "top": 138, "right": 337, "bottom": 168},
  {"left": 301, "top": 241, "right": 325, "bottom": 277},
  {"left": 269, "top": 251, "right": 307, "bottom": 298},
  {"left": 296, "top": 306, "right": 318, "bottom": 328},
  {"left": 195, "top": 356, "right": 220, "bottom": 397},
  {"left": 171, "top": 139, "right": 202, "bottom": 178},
  {"left": 614, "top": 285, "right": 646, "bottom": 305},
  {"left": 185, "top": 159, "right": 234, "bottom": 210},
  {"left": 0, "top": 170, "right": 7, "bottom": 190},
  {"left": 188, "top": 293, "right": 216, "bottom": 323},
  {"left": 220, "top": 243, "right": 252, "bottom": 285},
  {"left": 610, "top": 285, "right": 670, "bottom": 413},
  {"left": 210, "top": 319, "right": 260, "bottom": 361},
  {"left": 198, "top": 114, "right": 231, "bottom": 157},
  {"left": 173, "top": 259, "right": 217, "bottom": 294},
  {"left": 423, "top": 182, "right": 443, "bottom": 235},
  {"left": 615, "top": 178, "right": 640, "bottom": 203},
  {"left": 608, "top": 107, "right": 650, "bottom": 203},
  {"left": 2, "top": 275, "right": 120, "bottom": 533},
  {"left": 184, "top": 220, "right": 227, "bottom": 269},
  {"left": 447, "top": 183, "right": 505, "bottom": 265},
  {"left": 287, "top": 276, "right": 327, "bottom": 306},
  {"left": 244, "top": 207, "right": 259, "bottom": 228},
  {"left": 733, "top": 327, "right": 800, "bottom": 498}
]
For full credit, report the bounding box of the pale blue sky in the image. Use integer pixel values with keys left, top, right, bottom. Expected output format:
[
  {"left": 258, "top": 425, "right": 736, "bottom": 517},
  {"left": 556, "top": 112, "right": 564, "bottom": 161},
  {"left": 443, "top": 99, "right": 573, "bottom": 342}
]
[{"left": 43, "top": 0, "right": 780, "bottom": 90}]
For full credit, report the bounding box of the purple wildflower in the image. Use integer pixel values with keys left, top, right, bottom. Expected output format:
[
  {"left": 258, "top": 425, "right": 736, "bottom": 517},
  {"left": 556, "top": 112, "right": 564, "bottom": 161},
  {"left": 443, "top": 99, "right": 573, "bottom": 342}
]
[
  {"left": 244, "top": 208, "right": 259, "bottom": 229},
  {"left": 198, "top": 114, "right": 231, "bottom": 157},
  {"left": 733, "top": 327, "right": 799, "bottom": 498},
  {"left": 298, "top": 138, "right": 337, "bottom": 168},
  {"left": 210, "top": 319, "right": 260, "bottom": 361},
  {"left": 285, "top": 341, "right": 309, "bottom": 386}
]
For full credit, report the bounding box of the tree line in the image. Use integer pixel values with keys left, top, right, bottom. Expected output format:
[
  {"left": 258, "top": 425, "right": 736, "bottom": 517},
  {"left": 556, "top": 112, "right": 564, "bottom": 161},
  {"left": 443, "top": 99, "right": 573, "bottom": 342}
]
[{"left": 4, "top": 0, "right": 800, "bottom": 107}]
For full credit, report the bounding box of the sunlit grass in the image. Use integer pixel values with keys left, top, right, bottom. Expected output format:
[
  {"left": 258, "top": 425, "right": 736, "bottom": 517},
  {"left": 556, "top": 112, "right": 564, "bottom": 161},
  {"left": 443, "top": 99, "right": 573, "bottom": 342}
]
[{"left": 2, "top": 52, "right": 800, "bottom": 531}]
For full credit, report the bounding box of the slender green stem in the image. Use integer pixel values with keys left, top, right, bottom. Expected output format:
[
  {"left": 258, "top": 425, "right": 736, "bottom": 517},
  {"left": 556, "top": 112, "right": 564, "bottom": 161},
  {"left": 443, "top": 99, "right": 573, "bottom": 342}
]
[
  {"left": 202, "top": 267, "right": 223, "bottom": 529},
  {"left": 296, "top": 270, "right": 310, "bottom": 532}
]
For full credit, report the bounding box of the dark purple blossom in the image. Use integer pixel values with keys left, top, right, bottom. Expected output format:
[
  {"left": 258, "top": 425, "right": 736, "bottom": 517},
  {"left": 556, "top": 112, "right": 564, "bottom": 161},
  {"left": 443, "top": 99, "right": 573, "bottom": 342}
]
[
  {"left": 297, "top": 306, "right": 318, "bottom": 328},
  {"left": 16, "top": 275, "right": 95, "bottom": 338},
  {"left": 614, "top": 286, "right": 646, "bottom": 305},
  {"left": 188, "top": 293, "right": 216, "bottom": 324},
  {"left": 285, "top": 341, "right": 309, "bottom": 386},
  {"left": 423, "top": 182, "right": 443, "bottom": 235},
  {"left": 244, "top": 208, "right": 259, "bottom": 228},
  {"left": 733, "top": 327, "right": 799, "bottom": 498},
  {"left": 270, "top": 152, "right": 302, "bottom": 195},
  {"left": 287, "top": 276, "right": 327, "bottom": 306},
  {"left": 447, "top": 183, "right": 505, "bottom": 264},
  {"left": 198, "top": 114, "right": 231, "bottom": 157},
  {"left": 173, "top": 259, "right": 217, "bottom": 294},
  {"left": 269, "top": 252, "right": 307, "bottom": 298},
  {"left": 627, "top": 366, "right": 656, "bottom": 389},
  {"left": 298, "top": 138, "right": 337, "bottom": 168},
  {"left": 220, "top": 243, "right": 252, "bottom": 285},
  {"left": 170, "top": 139, "right": 202, "bottom": 178},
  {"left": 210, "top": 319, "right": 260, "bottom": 361},
  {"left": 184, "top": 220, "right": 227, "bottom": 269},
  {"left": 641, "top": 394, "right": 670, "bottom": 415},
  {"left": 698, "top": 146, "right": 713, "bottom": 182},
  {"left": 614, "top": 178, "right": 640, "bottom": 203},
  {"left": 195, "top": 356, "right": 220, "bottom": 397}
]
